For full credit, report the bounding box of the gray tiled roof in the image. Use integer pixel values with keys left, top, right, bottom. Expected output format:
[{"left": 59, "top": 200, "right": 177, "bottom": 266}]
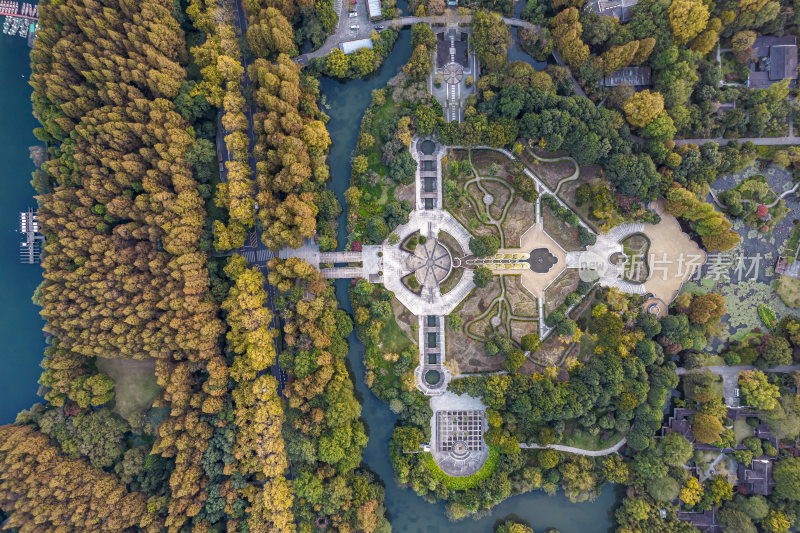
[
  {"left": 770, "top": 45, "right": 798, "bottom": 80},
  {"left": 603, "top": 67, "right": 651, "bottom": 87}
]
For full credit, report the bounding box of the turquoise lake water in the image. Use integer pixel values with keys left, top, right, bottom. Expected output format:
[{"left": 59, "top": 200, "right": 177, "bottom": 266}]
[{"left": 0, "top": 36, "right": 45, "bottom": 424}]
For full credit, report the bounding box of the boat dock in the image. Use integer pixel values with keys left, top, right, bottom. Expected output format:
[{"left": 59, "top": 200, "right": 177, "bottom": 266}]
[
  {"left": 0, "top": 2, "right": 38, "bottom": 46},
  {"left": 19, "top": 207, "right": 43, "bottom": 264}
]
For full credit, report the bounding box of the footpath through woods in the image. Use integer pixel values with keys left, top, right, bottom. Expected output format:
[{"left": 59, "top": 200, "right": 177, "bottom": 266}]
[
  {"left": 216, "top": 0, "right": 288, "bottom": 393},
  {"left": 675, "top": 136, "right": 800, "bottom": 146},
  {"left": 519, "top": 437, "right": 628, "bottom": 456}
]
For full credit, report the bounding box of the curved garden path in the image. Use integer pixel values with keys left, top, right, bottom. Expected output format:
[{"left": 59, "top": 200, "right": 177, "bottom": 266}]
[
  {"left": 709, "top": 182, "right": 799, "bottom": 210},
  {"left": 461, "top": 275, "right": 542, "bottom": 367},
  {"left": 452, "top": 145, "right": 596, "bottom": 233},
  {"left": 519, "top": 437, "right": 627, "bottom": 456},
  {"left": 523, "top": 149, "right": 581, "bottom": 195},
  {"left": 462, "top": 148, "right": 517, "bottom": 247}
]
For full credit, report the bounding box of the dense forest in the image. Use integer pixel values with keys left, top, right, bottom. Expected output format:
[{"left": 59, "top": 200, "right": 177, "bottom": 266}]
[{"left": 0, "top": 0, "right": 299, "bottom": 530}]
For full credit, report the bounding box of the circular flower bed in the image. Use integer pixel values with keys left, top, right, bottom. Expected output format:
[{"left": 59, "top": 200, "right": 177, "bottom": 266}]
[{"left": 424, "top": 370, "right": 441, "bottom": 385}]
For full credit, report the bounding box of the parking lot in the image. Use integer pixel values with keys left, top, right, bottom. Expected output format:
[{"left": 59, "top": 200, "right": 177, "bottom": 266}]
[{"left": 342, "top": 0, "right": 374, "bottom": 40}]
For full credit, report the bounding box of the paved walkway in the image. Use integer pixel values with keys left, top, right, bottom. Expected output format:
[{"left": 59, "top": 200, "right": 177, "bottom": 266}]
[
  {"left": 415, "top": 315, "right": 450, "bottom": 395},
  {"left": 383, "top": 210, "right": 475, "bottom": 316},
  {"left": 519, "top": 437, "right": 627, "bottom": 456},
  {"left": 710, "top": 182, "right": 798, "bottom": 210},
  {"left": 675, "top": 136, "right": 800, "bottom": 146}
]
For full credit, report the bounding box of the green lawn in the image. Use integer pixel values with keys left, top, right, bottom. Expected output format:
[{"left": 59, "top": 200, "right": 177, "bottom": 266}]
[
  {"left": 778, "top": 275, "right": 800, "bottom": 308},
  {"left": 381, "top": 317, "right": 413, "bottom": 353},
  {"left": 95, "top": 357, "right": 161, "bottom": 424},
  {"left": 423, "top": 447, "right": 500, "bottom": 489},
  {"left": 560, "top": 425, "right": 625, "bottom": 451},
  {"left": 439, "top": 267, "right": 464, "bottom": 295},
  {"left": 733, "top": 418, "right": 754, "bottom": 445}
]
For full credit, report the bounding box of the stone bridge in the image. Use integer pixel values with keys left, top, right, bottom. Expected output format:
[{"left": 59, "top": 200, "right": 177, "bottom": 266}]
[
  {"left": 388, "top": 15, "right": 540, "bottom": 33},
  {"left": 279, "top": 242, "right": 383, "bottom": 281}
]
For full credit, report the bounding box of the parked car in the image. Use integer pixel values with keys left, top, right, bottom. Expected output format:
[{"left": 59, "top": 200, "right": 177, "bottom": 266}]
[{"left": 376, "top": 25, "right": 385, "bottom": 29}]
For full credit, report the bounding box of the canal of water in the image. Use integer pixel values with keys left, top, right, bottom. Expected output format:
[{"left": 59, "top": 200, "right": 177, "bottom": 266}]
[
  {"left": 0, "top": 36, "right": 45, "bottom": 424},
  {"left": 321, "top": 29, "right": 616, "bottom": 533}
]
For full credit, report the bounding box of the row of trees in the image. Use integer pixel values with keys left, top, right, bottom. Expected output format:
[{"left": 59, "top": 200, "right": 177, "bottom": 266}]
[
  {"left": 268, "top": 259, "right": 390, "bottom": 531},
  {"left": 221, "top": 255, "right": 295, "bottom": 530},
  {"left": 250, "top": 55, "right": 337, "bottom": 250},
  {"left": 244, "top": 0, "right": 337, "bottom": 52},
  {"left": 0, "top": 424, "right": 158, "bottom": 531},
  {"left": 665, "top": 183, "right": 741, "bottom": 252},
  {"left": 187, "top": 0, "right": 258, "bottom": 251}
]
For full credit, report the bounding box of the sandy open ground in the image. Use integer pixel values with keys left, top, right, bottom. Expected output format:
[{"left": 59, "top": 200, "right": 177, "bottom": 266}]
[{"left": 643, "top": 201, "right": 707, "bottom": 303}]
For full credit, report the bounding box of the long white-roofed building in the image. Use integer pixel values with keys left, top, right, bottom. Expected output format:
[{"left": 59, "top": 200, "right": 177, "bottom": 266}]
[{"left": 366, "top": 0, "right": 381, "bottom": 19}]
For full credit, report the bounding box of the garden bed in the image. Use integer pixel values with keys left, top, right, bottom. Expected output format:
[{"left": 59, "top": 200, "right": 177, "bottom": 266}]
[
  {"left": 510, "top": 318, "right": 539, "bottom": 345},
  {"left": 438, "top": 230, "right": 464, "bottom": 257},
  {"left": 544, "top": 269, "right": 580, "bottom": 315},
  {"left": 542, "top": 206, "right": 582, "bottom": 251},
  {"left": 556, "top": 168, "right": 603, "bottom": 230},
  {"left": 447, "top": 280, "right": 504, "bottom": 373},
  {"left": 442, "top": 157, "right": 500, "bottom": 240},
  {"left": 621, "top": 233, "right": 650, "bottom": 284},
  {"left": 439, "top": 267, "right": 464, "bottom": 295},
  {"left": 482, "top": 179, "right": 512, "bottom": 220},
  {"left": 402, "top": 272, "right": 422, "bottom": 294},
  {"left": 506, "top": 275, "right": 538, "bottom": 317},
  {"left": 503, "top": 196, "right": 535, "bottom": 247},
  {"left": 471, "top": 149, "right": 513, "bottom": 179},
  {"left": 532, "top": 159, "right": 576, "bottom": 190}
]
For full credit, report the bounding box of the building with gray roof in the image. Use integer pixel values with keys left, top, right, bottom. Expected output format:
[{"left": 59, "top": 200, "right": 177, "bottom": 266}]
[
  {"left": 603, "top": 66, "right": 651, "bottom": 88},
  {"left": 747, "top": 35, "right": 798, "bottom": 89}
]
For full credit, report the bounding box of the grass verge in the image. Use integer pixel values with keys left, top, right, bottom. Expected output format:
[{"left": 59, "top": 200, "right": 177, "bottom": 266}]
[{"left": 423, "top": 446, "right": 500, "bottom": 490}]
